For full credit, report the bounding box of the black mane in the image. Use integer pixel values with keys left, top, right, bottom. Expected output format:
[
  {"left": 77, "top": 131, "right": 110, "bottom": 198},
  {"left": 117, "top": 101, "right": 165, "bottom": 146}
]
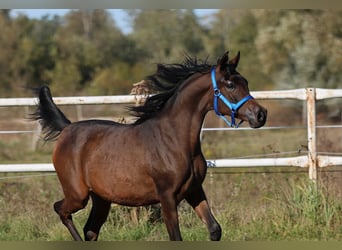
[{"left": 130, "top": 55, "right": 212, "bottom": 124}]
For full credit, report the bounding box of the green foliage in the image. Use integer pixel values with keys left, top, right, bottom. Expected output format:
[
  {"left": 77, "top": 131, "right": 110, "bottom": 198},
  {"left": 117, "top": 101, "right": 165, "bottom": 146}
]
[
  {"left": 0, "top": 9, "right": 340, "bottom": 97},
  {"left": 89, "top": 62, "right": 148, "bottom": 95},
  {"left": 254, "top": 10, "right": 342, "bottom": 90}
]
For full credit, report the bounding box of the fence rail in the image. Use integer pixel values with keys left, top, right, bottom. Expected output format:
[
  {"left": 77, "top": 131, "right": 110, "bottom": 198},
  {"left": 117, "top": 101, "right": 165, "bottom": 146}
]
[{"left": 1, "top": 88, "right": 342, "bottom": 180}]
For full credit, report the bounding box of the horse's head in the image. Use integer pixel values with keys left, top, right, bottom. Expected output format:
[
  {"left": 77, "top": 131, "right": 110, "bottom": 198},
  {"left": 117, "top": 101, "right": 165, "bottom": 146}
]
[{"left": 211, "top": 51, "right": 267, "bottom": 128}]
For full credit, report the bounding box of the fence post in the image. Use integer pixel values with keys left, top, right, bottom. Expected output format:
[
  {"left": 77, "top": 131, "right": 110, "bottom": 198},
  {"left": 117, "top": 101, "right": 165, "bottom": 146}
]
[
  {"left": 31, "top": 121, "right": 41, "bottom": 151},
  {"left": 306, "top": 88, "right": 317, "bottom": 181}
]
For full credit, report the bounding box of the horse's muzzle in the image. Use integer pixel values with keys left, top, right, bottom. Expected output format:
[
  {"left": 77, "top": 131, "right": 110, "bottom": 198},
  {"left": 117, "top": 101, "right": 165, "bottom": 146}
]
[{"left": 248, "top": 106, "right": 267, "bottom": 128}]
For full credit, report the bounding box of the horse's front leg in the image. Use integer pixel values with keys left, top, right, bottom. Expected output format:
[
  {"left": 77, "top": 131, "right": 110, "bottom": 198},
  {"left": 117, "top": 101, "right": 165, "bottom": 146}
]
[
  {"left": 83, "top": 192, "right": 111, "bottom": 241},
  {"left": 159, "top": 193, "right": 182, "bottom": 240},
  {"left": 185, "top": 185, "right": 222, "bottom": 241}
]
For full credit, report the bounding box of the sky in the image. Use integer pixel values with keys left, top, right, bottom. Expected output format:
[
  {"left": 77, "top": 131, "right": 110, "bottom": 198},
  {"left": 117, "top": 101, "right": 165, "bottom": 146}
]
[{"left": 11, "top": 9, "right": 218, "bottom": 34}]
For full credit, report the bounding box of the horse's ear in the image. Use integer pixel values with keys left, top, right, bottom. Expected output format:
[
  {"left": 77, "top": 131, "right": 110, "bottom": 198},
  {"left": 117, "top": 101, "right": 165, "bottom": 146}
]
[
  {"left": 216, "top": 51, "right": 229, "bottom": 71},
  {"left": 229, "top": 51, "right": 240, "bottom": 69}
]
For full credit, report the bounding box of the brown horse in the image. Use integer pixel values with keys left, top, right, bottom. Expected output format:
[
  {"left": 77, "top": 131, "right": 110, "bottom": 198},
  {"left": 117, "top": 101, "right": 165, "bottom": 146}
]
[{"left": 32, "top": 51, "right": 267, "bottom": 241}]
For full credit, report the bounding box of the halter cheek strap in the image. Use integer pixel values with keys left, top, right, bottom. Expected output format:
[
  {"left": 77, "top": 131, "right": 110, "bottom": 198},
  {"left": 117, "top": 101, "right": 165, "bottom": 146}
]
[{"left": 211, "top": 68, "right": 254, "bottom": 128}]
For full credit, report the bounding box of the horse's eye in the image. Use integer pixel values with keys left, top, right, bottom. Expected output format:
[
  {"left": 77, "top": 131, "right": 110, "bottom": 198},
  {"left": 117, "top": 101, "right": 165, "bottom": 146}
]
[{"left": 226, "top": 81, "right": 235, "bottom": 89}]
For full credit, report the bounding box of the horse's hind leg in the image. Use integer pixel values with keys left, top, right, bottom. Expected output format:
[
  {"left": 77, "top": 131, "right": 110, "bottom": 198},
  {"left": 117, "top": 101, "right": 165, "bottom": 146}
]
[
  {"left": 53, "top": 177, "right": 90, "bottom": 241},
  {"left": 185, "top": 185, "right": 222, "bottom": 241},
  {"left": 54, "top": 196, "right": 89, "bottom": 241},
  {"left": 83, "top": 192, "right": 111, "bottom": 241}
]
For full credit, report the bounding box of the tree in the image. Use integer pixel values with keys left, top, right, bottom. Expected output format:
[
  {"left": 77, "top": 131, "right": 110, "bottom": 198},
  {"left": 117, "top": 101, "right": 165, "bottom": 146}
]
[
  {"left": 178, "top": 10, "right": 206, "bottom": 55},
  {"left": 16, "top": 16, "right": 60, "bottom": 89},
  {"left": 130, "top": 10, "right": 208, "bottom": 63},
  {"left": 207, "top": 10, "right": 272, "bottom": 90},
  {"left": 46, "top": 9, "right": 135, "bottom": 95},
  {"left": 1, "top": 9, "right": 340, "bottom": 99},
  {"left": 0, "top": 10, "right": 23, "bottom": 96},
  {"left": 0, "top": 11, "right": 60, "bottom": 97},
  {"left": 254, "top": 10, "right": 342, "bottom": 90}
]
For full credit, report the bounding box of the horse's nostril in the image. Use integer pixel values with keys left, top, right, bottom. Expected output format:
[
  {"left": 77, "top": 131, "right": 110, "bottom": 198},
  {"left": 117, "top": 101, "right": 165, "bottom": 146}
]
[
  {"left": 257, "top": 109, "right": 267, "bottom": 124},
  {"left": 258, "top": 111, "right": 264, "bottom": 122}
]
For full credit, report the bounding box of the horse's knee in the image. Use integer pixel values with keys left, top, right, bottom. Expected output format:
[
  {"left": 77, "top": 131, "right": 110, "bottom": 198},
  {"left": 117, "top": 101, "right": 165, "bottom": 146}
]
[{"left": 209, "top": 222, "right": 222, "bottom": 241}]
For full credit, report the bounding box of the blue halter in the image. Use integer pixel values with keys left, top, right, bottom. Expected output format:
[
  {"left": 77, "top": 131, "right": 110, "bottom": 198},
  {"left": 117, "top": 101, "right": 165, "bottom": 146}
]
[{"left": 211, "top": 68, "right": 254, "bottom": 128}]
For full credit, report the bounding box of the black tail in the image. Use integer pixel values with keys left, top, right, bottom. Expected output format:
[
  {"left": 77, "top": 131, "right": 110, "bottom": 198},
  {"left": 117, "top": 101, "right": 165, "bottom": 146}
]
[{"left": 31, "top": 85, "right": 71, "bottom": 141}]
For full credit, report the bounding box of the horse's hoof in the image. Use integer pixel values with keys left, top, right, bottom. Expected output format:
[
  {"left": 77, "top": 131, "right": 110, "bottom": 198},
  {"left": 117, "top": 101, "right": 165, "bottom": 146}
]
[{"left": 86, "top": 231, "right": 98, "bottom": 241}]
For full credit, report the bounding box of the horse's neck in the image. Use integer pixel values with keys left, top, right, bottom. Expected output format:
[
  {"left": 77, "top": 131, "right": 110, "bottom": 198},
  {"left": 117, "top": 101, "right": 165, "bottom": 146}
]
[{"left": 157, "top": 74, "right": 211, "bottom": 152}]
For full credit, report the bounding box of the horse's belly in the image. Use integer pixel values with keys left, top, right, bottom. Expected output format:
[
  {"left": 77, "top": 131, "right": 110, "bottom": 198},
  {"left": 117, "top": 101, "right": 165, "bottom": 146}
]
[{"left": 88, "top": 169, "right": 159, "bottom": 206}]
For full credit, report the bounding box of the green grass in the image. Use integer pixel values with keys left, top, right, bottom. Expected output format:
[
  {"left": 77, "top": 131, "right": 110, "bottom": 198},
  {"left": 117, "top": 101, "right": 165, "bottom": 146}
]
[
  {"left": 0, "top": 172, "right": 341, "bottom": 241},
  {"left": 217, "top": 180, "right": 342, "bottom": 240}
]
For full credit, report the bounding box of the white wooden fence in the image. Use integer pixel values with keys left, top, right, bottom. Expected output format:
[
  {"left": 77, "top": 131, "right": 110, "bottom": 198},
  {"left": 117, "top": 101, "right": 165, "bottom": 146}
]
[{"left": 0, "top": 88, "right": 342, "bottom": 181}]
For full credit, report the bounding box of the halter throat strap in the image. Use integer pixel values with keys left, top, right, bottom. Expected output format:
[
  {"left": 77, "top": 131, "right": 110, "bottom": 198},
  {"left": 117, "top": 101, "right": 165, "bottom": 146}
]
[{"left": 211, "top": 68, "right": 254, "bottom": 128}]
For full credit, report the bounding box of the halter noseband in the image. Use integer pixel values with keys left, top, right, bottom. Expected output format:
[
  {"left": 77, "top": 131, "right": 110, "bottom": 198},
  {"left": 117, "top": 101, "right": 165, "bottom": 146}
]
[{"left": 211, "top": 68, "right": 254, "bottom": 128}]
